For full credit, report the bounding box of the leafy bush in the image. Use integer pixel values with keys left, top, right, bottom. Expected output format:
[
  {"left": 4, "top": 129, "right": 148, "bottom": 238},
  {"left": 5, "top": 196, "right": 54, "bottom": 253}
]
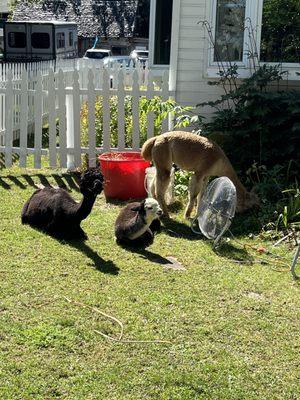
[
  {"left": 80, "top": 96, "right": 190, "bottom": 149},
  {"left": 195, "top": 65, "right": 300, "bottom": 175},
  {"left": 174, "top": 170, "right": 192, "bottom": 197},
  {"left": 276, "top": 186, "right": 300, "bottom": 230}
]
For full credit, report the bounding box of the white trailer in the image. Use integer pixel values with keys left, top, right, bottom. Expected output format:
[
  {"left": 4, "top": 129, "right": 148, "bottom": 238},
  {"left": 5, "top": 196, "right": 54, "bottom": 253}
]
[{"left": 4, "top": 21, "right": 78, "bottom": 62}]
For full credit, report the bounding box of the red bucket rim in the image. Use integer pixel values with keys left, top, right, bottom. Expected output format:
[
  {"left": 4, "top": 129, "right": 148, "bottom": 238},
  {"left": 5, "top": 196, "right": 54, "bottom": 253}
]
[{"left": 99, "top": 151, "right": 148, "bottom": 163}]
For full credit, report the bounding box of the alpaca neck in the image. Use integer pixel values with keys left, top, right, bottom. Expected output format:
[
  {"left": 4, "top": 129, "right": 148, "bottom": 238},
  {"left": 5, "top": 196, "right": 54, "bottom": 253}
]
[{"left": 75, "top": 192, "right": 97, "bottom": 221}]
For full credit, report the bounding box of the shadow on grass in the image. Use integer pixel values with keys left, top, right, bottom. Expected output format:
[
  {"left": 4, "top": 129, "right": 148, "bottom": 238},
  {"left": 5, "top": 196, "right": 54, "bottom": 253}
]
[
  {"left": 64, "top": 240, "right": 119, "bottom": 275},
  {"left": 214, "top": 241, "right": 254, "bottom": 264},
  {"left": 119, "top": 243, "right": 172, "bottom": 266},
  {"left": 162, "top": 218, "right": 199, "bottom": 241},
  {"left": 0, "top": 171, "right": 81, "bottom": 193},
  {"left": 0, "top": 176, "right": 11, "bottom": 189}
]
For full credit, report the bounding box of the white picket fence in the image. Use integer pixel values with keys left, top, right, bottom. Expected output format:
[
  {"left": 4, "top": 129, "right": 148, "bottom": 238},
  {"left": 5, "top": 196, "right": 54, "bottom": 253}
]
[{"left": 0, "top": 59, "right": 171, "bottom": 169}]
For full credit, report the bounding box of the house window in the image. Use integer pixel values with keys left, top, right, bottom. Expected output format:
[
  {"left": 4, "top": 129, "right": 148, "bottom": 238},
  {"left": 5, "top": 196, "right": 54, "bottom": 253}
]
[
  {"left": 56, "top": 32, "right": 65, "bottom": 49},
  {"left": 212, "top": 0, "right": 300, "bottom": 68},
  {"left": 260, "top": 0, "right": 300, "bottom": 63},
  {"left": 214, "top": 0, "right": 246, "bottom": 62},
  {"left": 8, "top": 32, "right": 26, "bottom": 48},
  {"left": 154, "top": 0, "right": 173, "bottom": 65},
  {"left": 31, "top": 32, "right": 50, "bottom": 49},
  {"left": 69, "top": 31, "right": 73, "bottom": 47}
]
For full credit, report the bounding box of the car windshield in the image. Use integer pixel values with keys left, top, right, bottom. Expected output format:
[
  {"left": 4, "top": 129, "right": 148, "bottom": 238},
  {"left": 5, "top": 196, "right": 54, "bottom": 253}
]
[
  {"left": 104, "top": 57, "right": 132, "bottom": 67},
  {"left": 85, "top": 51, "right": 107, "bottom": 59},
  {"left": 136, "top": 51, "right": 148, "bottom": 58}
]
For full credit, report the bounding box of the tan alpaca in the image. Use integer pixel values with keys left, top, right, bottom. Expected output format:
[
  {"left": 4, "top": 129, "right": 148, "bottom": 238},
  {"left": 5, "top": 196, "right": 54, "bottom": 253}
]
[{"left": 141, "top": 131, "right": 259, "bottom": 219}]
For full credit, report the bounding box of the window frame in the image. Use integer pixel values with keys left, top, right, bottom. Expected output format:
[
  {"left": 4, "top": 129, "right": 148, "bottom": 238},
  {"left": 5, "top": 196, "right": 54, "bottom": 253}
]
[{"left": 207, "top": 0, "right": 300, "bottom": 79}]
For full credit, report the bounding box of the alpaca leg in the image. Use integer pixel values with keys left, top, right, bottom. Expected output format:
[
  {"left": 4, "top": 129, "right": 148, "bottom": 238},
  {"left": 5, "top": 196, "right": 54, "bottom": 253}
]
[
  {"left": 155, "top": 168, "right": 171, "bottom": 218},
  {"left": 150, "top": 178, "right": 156, "bottom": 199},
  {"left": 184, "top": 173, "right": 206, "bottom": 219},
  {"left": 196, "top": 177, "right": 209, "bottom": 210}
]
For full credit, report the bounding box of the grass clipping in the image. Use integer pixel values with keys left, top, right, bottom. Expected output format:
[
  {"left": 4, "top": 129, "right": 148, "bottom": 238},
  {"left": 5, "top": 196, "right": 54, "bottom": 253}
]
[{"left": 63, "top": 297, "right": 172, "bottom": 345}]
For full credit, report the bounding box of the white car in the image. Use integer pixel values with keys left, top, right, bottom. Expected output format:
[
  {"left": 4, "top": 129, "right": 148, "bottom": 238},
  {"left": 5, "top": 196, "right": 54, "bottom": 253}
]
[
  {"left": 130, "top": 49, "right": 149, "bottom": 66},
  {"left": 83, "top": 48, "right": 112, "bottom": 60},
  {"left": 103, "top": 55, "right": 133, "bottom": 68}
]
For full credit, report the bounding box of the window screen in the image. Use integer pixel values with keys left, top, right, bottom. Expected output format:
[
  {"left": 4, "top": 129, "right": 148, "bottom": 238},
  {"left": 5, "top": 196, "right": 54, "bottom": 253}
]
[
  {"left": 8, "top": 32, "right": 26, "bottom": 48},
  {"left": 31, "top": 32, "right": 50, "bottom": 49}
]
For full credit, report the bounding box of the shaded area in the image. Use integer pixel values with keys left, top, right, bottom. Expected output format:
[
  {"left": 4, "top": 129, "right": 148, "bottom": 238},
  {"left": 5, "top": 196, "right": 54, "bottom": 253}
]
[
  {"left": 63, "top": 240, "right": 119, "bottom": 275},
  {"left": 214, "top": 242, "right": 254, "bottom": 264},
  {"left": 0, "top": 172, "right": 81, "bottom": 193},
  {"left": 123, "top": 245, "right": 174, "bottom": 266},
  {"left": 162, "top": 218, "right": 199, "bottom": 241}
]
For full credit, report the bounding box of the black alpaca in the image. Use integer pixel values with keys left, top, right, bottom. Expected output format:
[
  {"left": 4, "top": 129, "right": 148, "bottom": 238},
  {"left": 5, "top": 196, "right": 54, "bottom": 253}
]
[{"left": 21, "top": 169, "right": 104, "bottom": 240}]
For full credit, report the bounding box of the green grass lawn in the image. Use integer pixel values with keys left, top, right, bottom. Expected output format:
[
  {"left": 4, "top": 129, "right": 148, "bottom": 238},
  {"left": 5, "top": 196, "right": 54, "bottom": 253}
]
[{"left": 0, "top": 163, "right": 299, "bottom": 400}]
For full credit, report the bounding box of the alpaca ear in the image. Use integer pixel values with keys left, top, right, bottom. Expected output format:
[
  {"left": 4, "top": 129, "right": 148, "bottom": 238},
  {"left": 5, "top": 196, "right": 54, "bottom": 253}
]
[{"left": 131, "top": 200, "right": 146, "bottom": 212}]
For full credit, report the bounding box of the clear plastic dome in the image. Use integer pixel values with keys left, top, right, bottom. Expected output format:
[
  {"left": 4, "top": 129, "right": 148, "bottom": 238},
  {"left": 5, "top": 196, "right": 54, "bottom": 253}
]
[{"left": 197, "top": 177, "right": 237, "bottom": 240}]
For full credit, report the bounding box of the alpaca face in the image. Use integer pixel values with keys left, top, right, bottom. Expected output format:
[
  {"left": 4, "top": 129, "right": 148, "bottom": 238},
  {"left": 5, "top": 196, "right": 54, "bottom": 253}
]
[
  {"left": 143, "top": 198, "right": 163, "bottom": 222},
  {"left": 80, "top": 169, "right": 104, "bottom": 195}
]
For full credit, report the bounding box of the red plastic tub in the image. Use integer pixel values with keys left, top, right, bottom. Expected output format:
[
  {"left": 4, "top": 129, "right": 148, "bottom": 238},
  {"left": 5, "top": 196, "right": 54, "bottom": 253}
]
[{"left": 99, "top": 152, "right": 150, "bottom": 200}]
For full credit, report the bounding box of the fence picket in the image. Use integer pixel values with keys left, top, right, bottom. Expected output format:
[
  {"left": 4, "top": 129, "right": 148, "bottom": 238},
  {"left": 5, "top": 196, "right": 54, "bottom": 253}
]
[
  {"left": 161, "top": 70, "right": 169, "bottom": 133},
  {"left": 87, "top": 69, "right": 96, "bottom": 168},
  {"left": 72, "top": 70, "right": 81, "bottom": 168},
  {"left": 4, "top": 71, "right": 13, "bottom": 167},
  {"left": 132, "top": 70, "right": 140, "bottom": 150},
  {"left": 19, "top": 69, "right": 28, "bottom": 167},
  {"left": 48, "top": 68, "right": 57, "bottom": 168},
  {"left": 117, "top": 69, "right": 125, "bottom": 151},
  {"left": 146, "top": 71, "right": 155, "bottom": 139},
  {"left": 34, "top": 71, "right": 43, "bottom": 168},
  {"left": 102, "top": 68, "right": 110, "bottom": 152},
  {"left": 57, "top": 69, "right": 67, "bottom": 168}
]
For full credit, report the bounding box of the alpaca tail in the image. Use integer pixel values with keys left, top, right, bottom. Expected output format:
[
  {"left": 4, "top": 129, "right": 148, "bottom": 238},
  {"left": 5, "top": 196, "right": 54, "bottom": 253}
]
[{"left": 141, "top": 137, "right": 157, "bottom": 161}]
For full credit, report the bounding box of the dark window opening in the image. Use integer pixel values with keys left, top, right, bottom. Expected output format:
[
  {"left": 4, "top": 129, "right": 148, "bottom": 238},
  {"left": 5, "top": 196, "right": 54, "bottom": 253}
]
[
  {"left": 56, "top": 32, "right": 65, "bottom": 49},
  {"left": 8, "top": 32, "right": 26, "bottom": 48},
  {"left": 31, "top": 32, "right": 50, "bottom": 49},
  {"left": 69, "top": 31, "right": 73, "bottom": 47},
  {"left": 154, "top": 0, "right": 173, "bottom": 65}
]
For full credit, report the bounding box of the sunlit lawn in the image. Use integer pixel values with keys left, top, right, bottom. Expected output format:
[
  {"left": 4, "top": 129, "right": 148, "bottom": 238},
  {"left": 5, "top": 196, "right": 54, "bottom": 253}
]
[{"left": 0, "top": 161, "right": 299, "bottom": 400}]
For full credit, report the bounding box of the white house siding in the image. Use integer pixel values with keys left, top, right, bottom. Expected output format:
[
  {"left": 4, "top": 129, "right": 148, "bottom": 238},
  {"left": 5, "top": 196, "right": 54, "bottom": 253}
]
[
  {"left": 171, "top": 0, "right": 224, "bottom": 119},
  {"left": 171, "top": 0, "right": 300, "bottom": 120}
]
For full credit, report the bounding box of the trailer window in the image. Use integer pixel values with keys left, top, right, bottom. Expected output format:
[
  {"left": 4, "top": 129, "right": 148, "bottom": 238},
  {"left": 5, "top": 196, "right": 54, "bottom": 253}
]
[
  {"left": 8, "top": 32, "right": 26, "bottom": 48},
  {"left": 69, "top": 32, "right": 73, "bottom": 47},
  {"left": 56, "top": 32, "right": 65, "bottom": 49},
  {"left": 31, "top": 32, "right": 50, "bottom": 49}
]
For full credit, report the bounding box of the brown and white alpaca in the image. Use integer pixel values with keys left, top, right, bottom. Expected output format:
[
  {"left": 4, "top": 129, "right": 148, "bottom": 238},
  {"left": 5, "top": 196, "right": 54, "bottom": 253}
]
[{"left": 141, "top": 131, "right": 259, "bottom": 219}]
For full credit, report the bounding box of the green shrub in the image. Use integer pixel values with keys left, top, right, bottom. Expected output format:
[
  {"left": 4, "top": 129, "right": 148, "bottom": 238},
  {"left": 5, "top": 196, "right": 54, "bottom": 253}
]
[
  {"left": 276, "top": 185, "right": 300, "bottom": 230},
  {"left": 194, "top": 65, "right": 300, "bottom": 176},
  {"left": 80, "top": 96, "right": 191, "bottom": 149}
]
